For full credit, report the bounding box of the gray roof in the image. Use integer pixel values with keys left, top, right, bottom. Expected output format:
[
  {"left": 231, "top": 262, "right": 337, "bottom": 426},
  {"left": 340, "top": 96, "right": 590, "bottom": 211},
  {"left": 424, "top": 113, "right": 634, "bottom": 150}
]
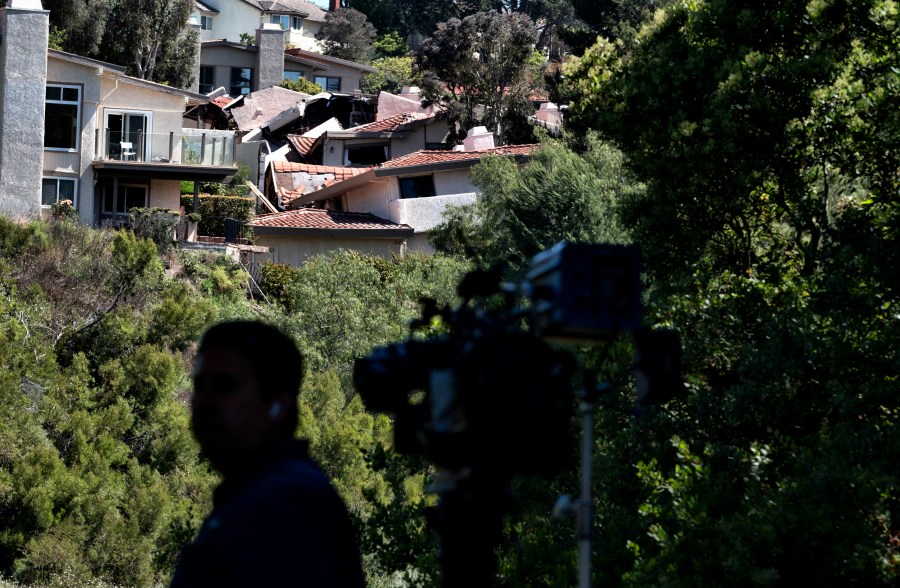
[
  {"left": 241, "top": 0, "right": 327, "bottom": 20},
  {"left": 194, "top": 0, "right": 218, "bottom": 12},
  {"left": 229, "top": 85, "right": 311, "bottom": 132}
]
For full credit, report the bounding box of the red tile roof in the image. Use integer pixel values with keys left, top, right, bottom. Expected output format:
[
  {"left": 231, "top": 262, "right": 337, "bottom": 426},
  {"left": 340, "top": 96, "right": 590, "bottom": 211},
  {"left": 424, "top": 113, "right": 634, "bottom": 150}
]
[
  {"left": 348, "top": 112, "right": 438, "bottom": 133},
  {"left": 273, "top": 161, "right": 370, "bottom": 176},
  {"left": 286, "top": 135, "right": 320, "bottom": 156},
  {"left": 211, "top": 96, "right": 233, "bottom": 108},
  {"left": 380, "top": 144, "right": 537, "bottom": 168},
  {"left": 249, "top": 208, "right": 412, "bottom": 231}
]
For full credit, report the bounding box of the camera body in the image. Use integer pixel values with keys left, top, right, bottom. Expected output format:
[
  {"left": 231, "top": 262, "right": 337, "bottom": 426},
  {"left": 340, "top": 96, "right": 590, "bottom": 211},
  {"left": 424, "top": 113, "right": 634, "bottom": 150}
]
[{"left": 353, "top": 242, "right": 644, "bottom": 475}]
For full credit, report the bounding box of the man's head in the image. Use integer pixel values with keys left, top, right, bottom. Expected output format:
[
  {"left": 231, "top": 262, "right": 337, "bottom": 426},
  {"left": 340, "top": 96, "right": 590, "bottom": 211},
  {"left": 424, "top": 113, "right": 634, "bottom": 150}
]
[{"left": 191, "top": 321, "right": 303, "bottom": 475}]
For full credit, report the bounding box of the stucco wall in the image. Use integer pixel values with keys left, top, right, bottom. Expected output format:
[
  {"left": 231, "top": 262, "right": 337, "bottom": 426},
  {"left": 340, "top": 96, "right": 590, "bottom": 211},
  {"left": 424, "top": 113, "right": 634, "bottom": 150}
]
[
  {"left": 150, "top": 179, "right": 181, "bottom": 211},
  {"left": 432, "top": 168, "right": 477, "bottom": 196},
  {"left": 389, "top": 192, "right": 476, "bottom": 232},
  {"left": 199, "top": 1, "right": 262, "bottom": 45},
  {"left": 256, "top": 233, "right": 405, "bottom": 265},
  {"left": 196, "top": 1, "right": 323, "bottom": 52},
  {"left": 45, "top": 56, "right": 193, "bottom": 223},
  {"left": 0, "top": 6, "right": 49, "bottom": 221},
  {"left": 343, "top": 179, "right": 392, "bottom": 220},
  {"left": 406, "top": 233, "right": 434, "bottom": 254}
]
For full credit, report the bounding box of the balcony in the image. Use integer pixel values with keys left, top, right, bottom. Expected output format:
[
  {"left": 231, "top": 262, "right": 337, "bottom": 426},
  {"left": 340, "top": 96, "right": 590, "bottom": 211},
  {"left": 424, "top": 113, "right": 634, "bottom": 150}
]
[
  {"left": 92, "top": 129, "right": 239, "bottom": 182},
  {"left": 95, "top": 129, "right": 237, "bottom": 167}
]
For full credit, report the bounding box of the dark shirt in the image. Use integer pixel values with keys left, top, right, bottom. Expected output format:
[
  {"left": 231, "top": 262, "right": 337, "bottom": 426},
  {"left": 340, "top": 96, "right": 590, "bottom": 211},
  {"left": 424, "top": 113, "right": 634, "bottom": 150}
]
[{"left": 170, "top": 440, "right": 365, "bottom": 587}]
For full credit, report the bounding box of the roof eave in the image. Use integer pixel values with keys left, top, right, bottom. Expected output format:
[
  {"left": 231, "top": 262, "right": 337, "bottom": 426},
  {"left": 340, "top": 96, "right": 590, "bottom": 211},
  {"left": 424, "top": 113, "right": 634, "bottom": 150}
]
[{"left": 251, "top": 225, "right": 414, "bottom": 238}]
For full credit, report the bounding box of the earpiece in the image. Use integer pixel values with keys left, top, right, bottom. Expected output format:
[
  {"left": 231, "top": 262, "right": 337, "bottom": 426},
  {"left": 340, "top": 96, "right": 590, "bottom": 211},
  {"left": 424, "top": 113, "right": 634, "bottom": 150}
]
[{"left": 268, "top": 401, "right": 282, "bottom": 419}]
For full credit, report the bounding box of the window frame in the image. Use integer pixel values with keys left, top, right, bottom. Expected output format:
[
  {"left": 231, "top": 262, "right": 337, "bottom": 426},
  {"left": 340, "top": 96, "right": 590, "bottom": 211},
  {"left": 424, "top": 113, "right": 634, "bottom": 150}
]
[
  {"left": 101, "top": 183, "right": 148, "bottom": 217},
  {"left": 398, "top": 175, "right": 437, "bottom": 199},
  {"left": 199, "top": 66, "right": 215, "bottom": 94},
  {"left": 230, "top": 67, "right": 253, "bottom": 96},
  {"left": 313, "top": 76, "right": 341, "bottom": 92},
  {"left": 291, "top": 15, "right": 303, "bottom": 30},
  {"left": 200, "top": 15, "right": 213, "bottom": 30},
  {"left": 44, "top": 84, "right": 81, "bottom": 152},
  {"left": 41, "top": 177, "right": 78, "bottom": 208},
  {"left": 103, "top": 109, "right": 153, "bottom": 161}
]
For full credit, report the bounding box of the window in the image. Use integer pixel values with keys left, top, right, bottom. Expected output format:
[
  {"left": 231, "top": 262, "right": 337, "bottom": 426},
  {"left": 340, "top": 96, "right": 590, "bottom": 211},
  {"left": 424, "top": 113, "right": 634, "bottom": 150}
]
[
  {"left": 200, "top": 15, "right": 213, "bottom": 30},
  {"left": 314, "top": 76, "right": 341, "bottom": 92},
  {"left": 284, "top": 71, "right": 302, "bottom": 82},
  {"left": 104, "top": 110, "right": 151, "bottom": 161},
  {"left": 399, "top": 175, "right": 436, "bottom": 199},
  {"left": 230, "top": 67, "right": 253, "bottom": 96},
  {"left": 270, "top": 14, "right": 302, "bottom": 30},
  {"left": 345, "top": 144, "right": 388, "bottom": 166},
  {"left": 199, "top": 66, "right": 215, "bottom": 94},
  {"left": 41, "top": 177, "right": 77, "bottom": 207},
  {"left": 102, "top": 184, "right": 148, "bottom": 216},
  {"left": 44, "top": 84, "right": 81, "bottom": 150}
]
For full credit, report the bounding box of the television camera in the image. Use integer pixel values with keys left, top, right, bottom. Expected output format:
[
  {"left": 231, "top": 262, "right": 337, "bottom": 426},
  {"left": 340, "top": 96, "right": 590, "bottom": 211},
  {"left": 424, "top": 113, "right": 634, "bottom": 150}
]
[{"left": 353, "top": 241, "right": 681, "bottom": 587}]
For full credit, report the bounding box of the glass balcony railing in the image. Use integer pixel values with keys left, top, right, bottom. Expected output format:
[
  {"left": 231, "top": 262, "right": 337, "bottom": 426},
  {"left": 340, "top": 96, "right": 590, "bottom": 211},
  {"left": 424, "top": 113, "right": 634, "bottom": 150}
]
[{"left": 96, "top": 129, "right": 237, "bottom": 167}]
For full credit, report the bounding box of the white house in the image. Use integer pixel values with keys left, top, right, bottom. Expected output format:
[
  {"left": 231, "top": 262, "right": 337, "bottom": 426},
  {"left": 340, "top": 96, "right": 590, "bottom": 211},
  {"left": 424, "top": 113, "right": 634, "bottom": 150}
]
[
  {"left": 254, "top": 128, "right": 535, "bottom": 258},
  {"left": 190, "top": 0, "right": 335, "bottom": 53},
  {"left": 0, "top": 1, "right": 237, "bottom": 225}
]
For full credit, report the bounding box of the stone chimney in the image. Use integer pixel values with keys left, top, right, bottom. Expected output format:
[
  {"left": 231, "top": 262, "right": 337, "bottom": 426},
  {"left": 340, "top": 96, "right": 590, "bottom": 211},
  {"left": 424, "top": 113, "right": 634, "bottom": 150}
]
[
  {"left": 462, "top": 126, "right": 494, "bottom": 152},
  {"left": 0, "top": 0, "right": 49, "bottom": 221},
  {"left": 255, "top": 23, "right": 285, "bottom": 92}
]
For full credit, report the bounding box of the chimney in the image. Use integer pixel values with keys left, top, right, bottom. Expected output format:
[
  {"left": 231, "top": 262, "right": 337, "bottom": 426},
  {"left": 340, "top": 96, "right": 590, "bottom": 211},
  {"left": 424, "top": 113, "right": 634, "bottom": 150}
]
[
  {"left": 0, "top": 0, "right": 49, "bottom": 221},
  {"left": 330, "top": 0, "right": 340, "bottom": 11},
  {"left": 189, "top": 18, "right": 202, "bottom": 93},
  {"left": 462, "top": 126, "right": 494, "bottom": 152},
  {"left": 255, "top": 23, "right": 285, "bottom": 92}
]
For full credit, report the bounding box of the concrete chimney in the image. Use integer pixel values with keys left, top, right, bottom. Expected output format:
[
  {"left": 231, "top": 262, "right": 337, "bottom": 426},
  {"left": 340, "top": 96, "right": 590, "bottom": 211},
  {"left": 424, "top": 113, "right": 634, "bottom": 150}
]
[
  {"left": 462, "top": 126, "right": 494, "bottom": 152},
  {"left": 255, "top": 23, "right": 285, "bottom": 92},
  {"left": 189, "top": 19, "right": 202, "bottom": 93},
  {"left": 0, "top": 0, "right": 49, "bottom": 221}
]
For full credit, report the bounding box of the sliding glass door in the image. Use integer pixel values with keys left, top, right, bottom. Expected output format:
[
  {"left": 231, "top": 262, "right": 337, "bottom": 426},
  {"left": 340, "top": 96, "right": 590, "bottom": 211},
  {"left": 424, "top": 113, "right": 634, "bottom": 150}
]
[{"left": 105, "top": 110, "right": 152, "bottom": 161}]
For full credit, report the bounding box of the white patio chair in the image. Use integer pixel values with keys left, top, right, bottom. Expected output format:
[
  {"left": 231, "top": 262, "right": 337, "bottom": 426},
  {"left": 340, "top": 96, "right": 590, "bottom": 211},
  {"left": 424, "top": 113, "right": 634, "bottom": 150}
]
[{"left": 120, "top": 141, "right": 137, "bottom": 161}]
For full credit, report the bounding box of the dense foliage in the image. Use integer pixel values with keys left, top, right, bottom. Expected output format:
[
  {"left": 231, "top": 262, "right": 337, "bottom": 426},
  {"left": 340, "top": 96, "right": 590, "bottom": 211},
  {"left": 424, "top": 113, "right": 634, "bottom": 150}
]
[
  {"left": 417, "top": 10, "right": 543, "bottom": 144},
  {"left": 48, "top": 0, "right": 197, "bottom": 88},
  {"left": 0, "top": 215, "right": 475, "bottom": 586},
  {"left": 557, "top": 0, "right": 900, "bottom": 584},
  {"left": 316, "top": 8, "right": 378, "bottom": 64}
]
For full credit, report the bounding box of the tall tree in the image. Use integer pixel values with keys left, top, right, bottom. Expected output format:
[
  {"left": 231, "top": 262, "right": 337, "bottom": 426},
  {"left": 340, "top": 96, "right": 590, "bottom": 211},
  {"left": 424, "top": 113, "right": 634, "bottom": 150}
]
[
  {"left": 316, "top": 8, "right": 377, "bottom": 64},
  {"left": 45, "top": 0, "right": 114, "bottom": 56},
  {"left": 430, "top": 134, "right": 635, "bottom": 269},
  {"left": 99, "top": 0, "right": 196, "bottom": 87},
  {"left": 417, "top": 10, "right": 540, "bottom": 144},
  {"left": 561, "top": 1, "right": 900, "bottom": 585}
]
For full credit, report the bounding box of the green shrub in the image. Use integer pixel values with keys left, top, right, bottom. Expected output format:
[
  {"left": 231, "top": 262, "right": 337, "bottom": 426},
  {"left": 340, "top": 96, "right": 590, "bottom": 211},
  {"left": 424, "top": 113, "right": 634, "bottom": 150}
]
[
  {"left": 179, "top": 195, "right": 253, "bottom": 238},
  {"left": 129, "top": 208, "right": 180, "bottom": 253},
  {"left": 259, "top": 262, "right": 301, "bottom": 311},
  {"left": 279, "top": 77, "right": 323, "bottom": 95}
]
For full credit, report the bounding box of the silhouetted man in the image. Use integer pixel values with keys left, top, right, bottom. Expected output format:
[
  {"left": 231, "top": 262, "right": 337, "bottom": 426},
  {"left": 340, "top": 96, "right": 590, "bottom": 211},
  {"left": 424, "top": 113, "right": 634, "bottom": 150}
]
[{"left": 170, "top": 321, "right": 365, "bottom": 587}]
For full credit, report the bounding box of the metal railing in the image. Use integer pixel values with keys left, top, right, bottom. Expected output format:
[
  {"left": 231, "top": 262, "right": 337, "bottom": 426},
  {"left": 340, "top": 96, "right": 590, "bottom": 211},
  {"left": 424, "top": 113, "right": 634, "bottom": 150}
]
[{"left": 95, "top": 130, "right": 237, "bottom": 166}]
